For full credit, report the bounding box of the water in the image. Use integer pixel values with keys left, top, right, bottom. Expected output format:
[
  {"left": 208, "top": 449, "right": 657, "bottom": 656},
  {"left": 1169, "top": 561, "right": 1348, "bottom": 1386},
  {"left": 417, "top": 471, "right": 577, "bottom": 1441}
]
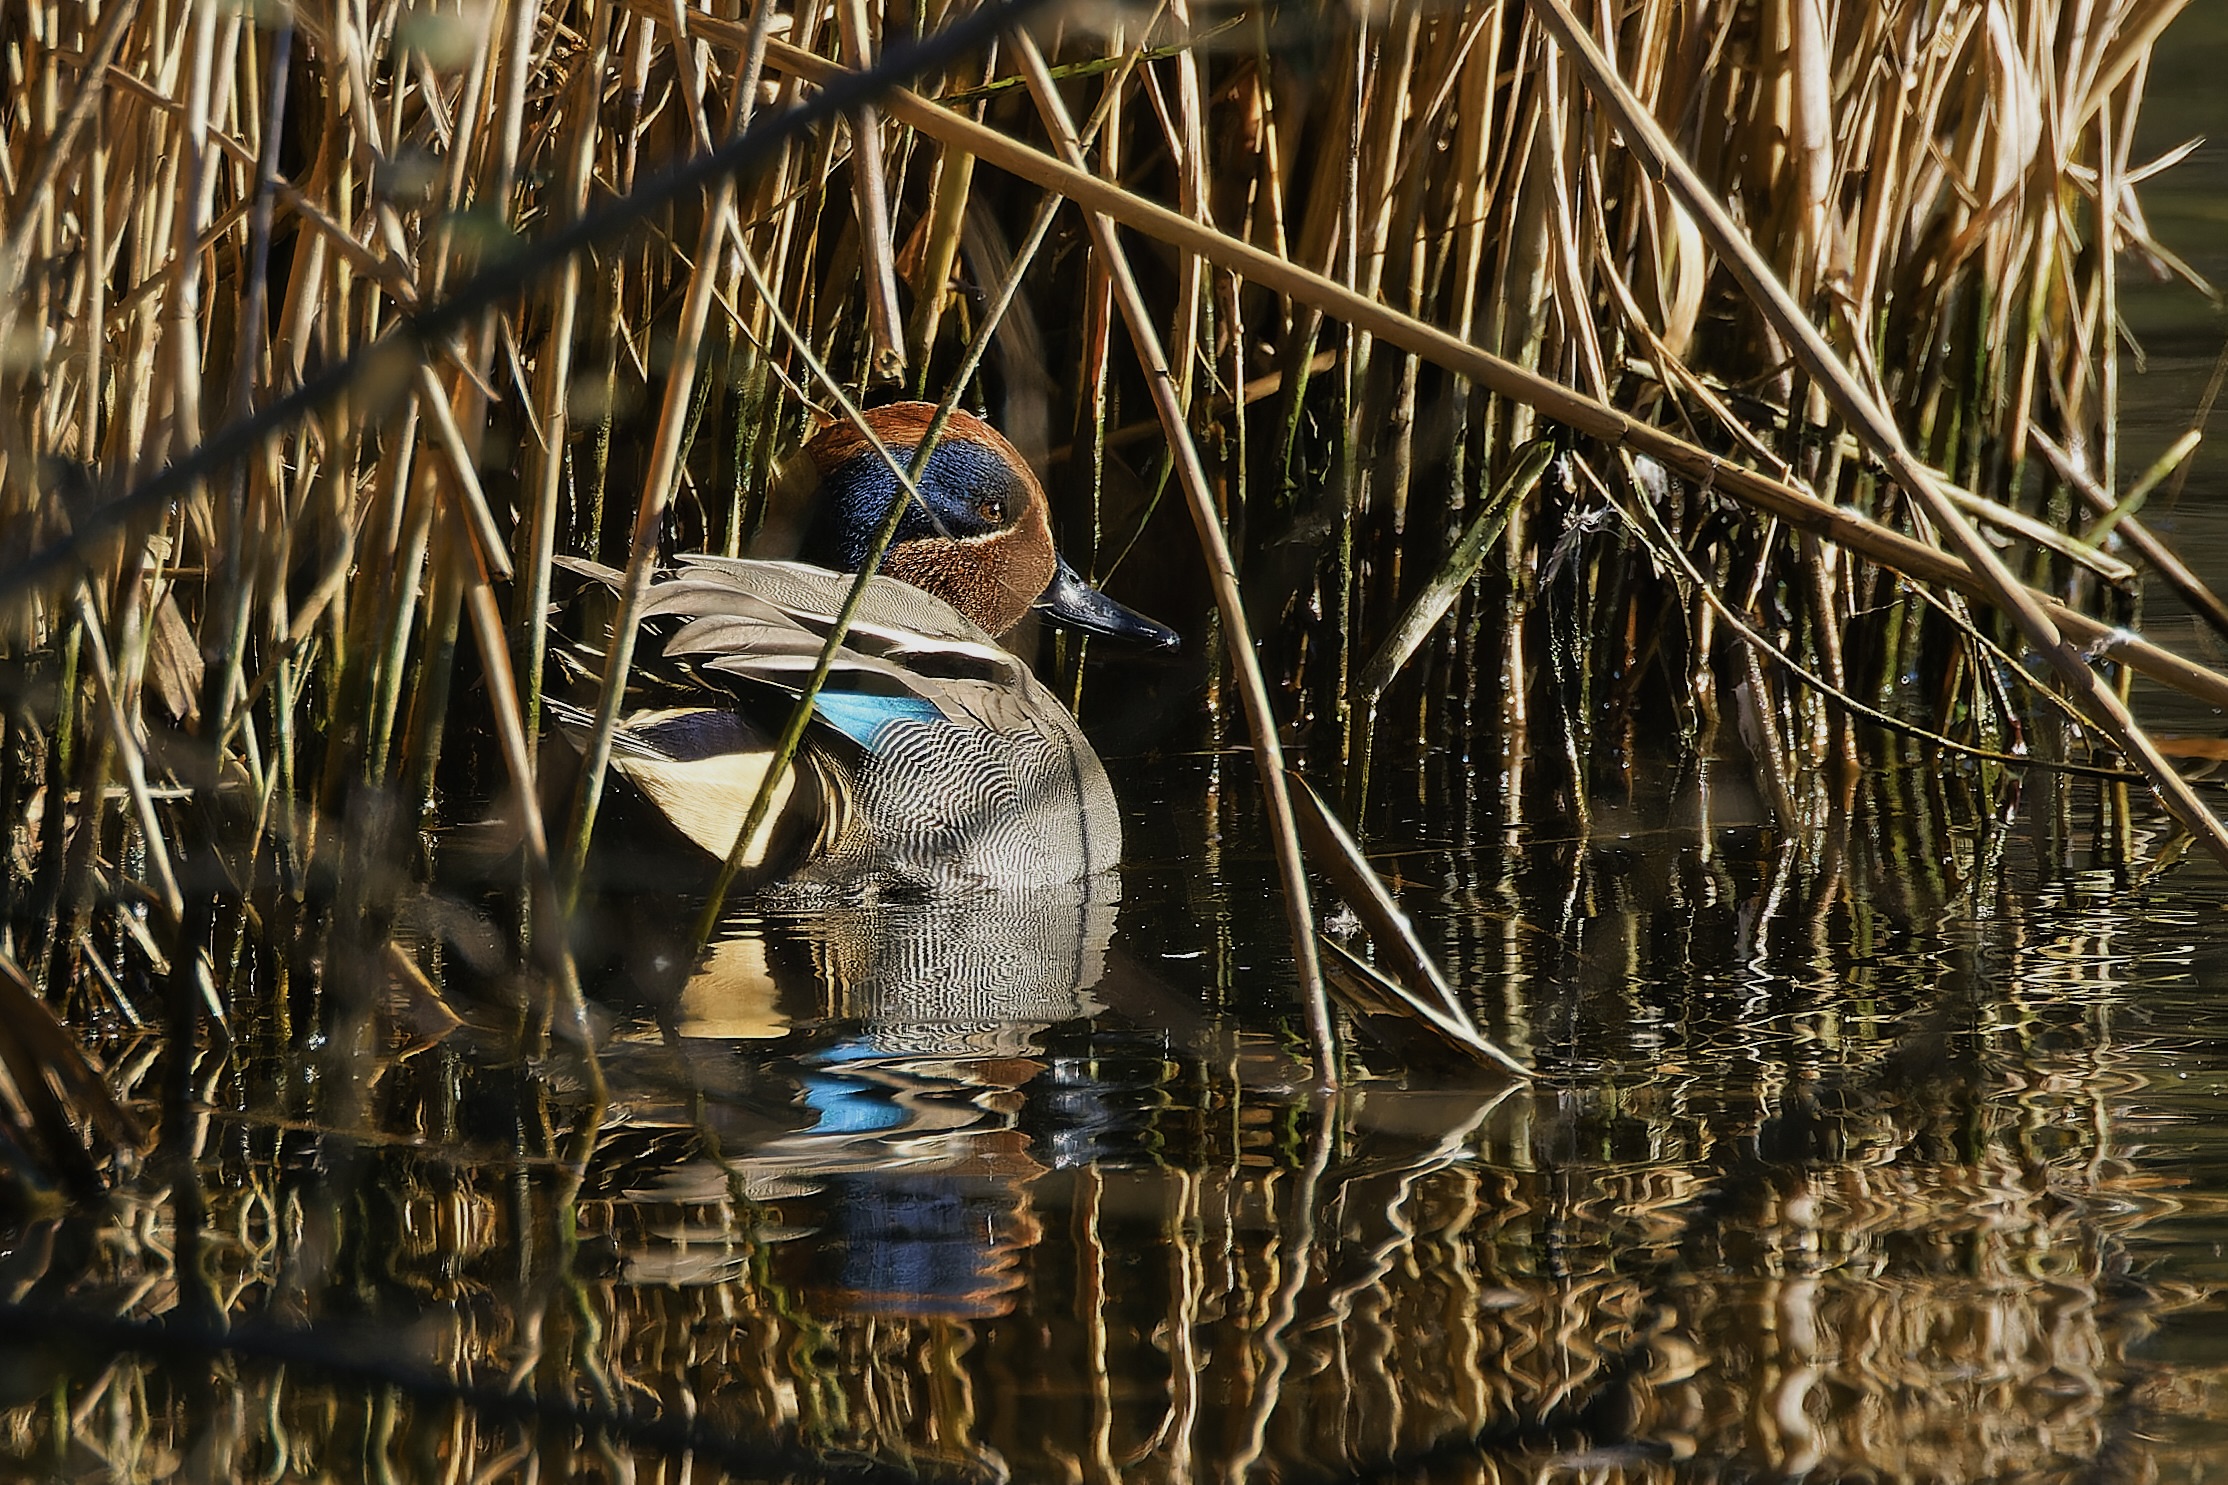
[{"left": 8, "top": 752, "right": 2228, "bottom": 1480}]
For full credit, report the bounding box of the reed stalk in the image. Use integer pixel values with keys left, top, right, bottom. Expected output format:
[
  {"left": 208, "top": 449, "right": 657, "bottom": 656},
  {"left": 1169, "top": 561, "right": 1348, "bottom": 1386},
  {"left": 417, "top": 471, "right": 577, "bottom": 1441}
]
[{"left": 0, "top": 0, "right": 2207, "bottom": 1171}]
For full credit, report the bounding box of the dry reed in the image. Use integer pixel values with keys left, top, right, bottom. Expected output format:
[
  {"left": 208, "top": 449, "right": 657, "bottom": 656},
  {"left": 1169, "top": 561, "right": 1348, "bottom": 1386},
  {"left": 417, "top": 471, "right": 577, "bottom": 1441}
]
[{"left": 0, "top": 0, "right": 2211, "bottom": 1151}]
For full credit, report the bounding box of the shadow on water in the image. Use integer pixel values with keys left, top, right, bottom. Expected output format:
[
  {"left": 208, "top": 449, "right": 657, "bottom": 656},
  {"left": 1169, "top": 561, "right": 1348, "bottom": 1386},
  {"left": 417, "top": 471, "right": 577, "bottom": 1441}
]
[{"left": 4, "top": 745, "right": 2228, "bottom": 1482}]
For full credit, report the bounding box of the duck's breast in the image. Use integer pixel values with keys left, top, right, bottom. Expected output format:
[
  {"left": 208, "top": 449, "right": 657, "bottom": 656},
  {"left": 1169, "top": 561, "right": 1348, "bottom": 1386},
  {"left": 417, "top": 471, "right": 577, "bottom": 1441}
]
[{"left": 793, "top": 669, "right": 1122, "bottom": 893}]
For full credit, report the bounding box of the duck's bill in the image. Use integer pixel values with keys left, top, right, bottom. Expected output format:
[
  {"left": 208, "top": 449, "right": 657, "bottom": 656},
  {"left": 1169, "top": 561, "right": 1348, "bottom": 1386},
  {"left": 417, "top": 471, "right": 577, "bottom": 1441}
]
[{"left": 1036, "top": 556, "right": 1181, "bottom": 652}]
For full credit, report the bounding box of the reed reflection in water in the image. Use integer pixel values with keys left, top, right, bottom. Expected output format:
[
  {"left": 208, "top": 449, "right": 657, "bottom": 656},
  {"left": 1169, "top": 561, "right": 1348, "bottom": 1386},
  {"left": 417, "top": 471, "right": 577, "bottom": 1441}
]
[{"left": 3, "top": 766, "right": 2227, "bottom": 1482}]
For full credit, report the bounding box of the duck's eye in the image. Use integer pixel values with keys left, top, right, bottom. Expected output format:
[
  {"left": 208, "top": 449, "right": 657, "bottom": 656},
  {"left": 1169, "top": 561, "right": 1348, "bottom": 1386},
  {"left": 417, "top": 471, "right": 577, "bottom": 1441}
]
[{"left": 977, "top": 497, "right": 1006, "bottom": 524}]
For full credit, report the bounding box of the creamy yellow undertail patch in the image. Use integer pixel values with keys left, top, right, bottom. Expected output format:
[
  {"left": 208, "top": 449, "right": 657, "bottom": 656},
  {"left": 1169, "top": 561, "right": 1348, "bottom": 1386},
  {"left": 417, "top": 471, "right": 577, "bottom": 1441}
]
[{"left": 612, "top": 749, "right": 796, "bottom": 865}]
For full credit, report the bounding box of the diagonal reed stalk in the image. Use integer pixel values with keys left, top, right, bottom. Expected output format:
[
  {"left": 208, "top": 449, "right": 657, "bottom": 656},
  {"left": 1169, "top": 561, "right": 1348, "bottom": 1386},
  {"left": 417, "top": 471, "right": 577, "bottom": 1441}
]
[
  {"left": 1524, "top": 0, "right": 2228, "bottom": 867},
  {"left": 0, "top": 0, "right": 2213, "bottom": 1172},
  {"left": 1015, "top": 26, "right": 1335, "bottom": 1082},
  {"left": 753, "top": 27, "right": 2228, "bottom": 719}
]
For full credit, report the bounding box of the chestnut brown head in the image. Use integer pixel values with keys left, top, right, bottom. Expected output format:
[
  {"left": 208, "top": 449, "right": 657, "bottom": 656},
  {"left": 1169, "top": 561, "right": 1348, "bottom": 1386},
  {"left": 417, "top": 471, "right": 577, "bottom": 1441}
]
[{"left": 797, "top": 404, "right": 1176, "bottom": 651}]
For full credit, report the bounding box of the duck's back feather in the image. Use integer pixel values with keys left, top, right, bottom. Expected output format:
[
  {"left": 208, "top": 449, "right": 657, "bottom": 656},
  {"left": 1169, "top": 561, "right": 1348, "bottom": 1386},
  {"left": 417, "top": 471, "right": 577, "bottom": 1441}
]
[{"left": 556, "top": 556, "right": 1122, "bottom": 891}]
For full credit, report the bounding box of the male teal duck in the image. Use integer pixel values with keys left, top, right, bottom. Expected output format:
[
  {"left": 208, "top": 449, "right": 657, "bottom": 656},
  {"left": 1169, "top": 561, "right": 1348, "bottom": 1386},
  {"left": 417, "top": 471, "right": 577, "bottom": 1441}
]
[{"left": 559, "top": 403, "right": 1178, "bottom": 896}]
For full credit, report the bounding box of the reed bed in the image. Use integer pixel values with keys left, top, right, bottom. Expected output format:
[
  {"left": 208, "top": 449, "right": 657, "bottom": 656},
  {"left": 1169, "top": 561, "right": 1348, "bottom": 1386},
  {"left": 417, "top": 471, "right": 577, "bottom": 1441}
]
[{"left": 0, "top": 0, "right": 2214, "bottom": 1163}]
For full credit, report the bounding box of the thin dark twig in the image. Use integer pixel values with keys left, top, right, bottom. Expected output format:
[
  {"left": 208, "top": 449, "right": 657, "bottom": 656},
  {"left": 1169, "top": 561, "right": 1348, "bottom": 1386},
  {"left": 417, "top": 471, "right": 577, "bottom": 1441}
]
[{"left": 0, "top": 0, "right": 1056, "bottom": 602}]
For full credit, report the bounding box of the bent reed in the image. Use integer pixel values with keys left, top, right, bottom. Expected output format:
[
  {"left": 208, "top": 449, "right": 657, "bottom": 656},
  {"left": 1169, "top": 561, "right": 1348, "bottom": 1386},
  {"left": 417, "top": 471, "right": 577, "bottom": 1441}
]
[{"left": 0, "top": 0, "right": 2210, "bottom": 1158}]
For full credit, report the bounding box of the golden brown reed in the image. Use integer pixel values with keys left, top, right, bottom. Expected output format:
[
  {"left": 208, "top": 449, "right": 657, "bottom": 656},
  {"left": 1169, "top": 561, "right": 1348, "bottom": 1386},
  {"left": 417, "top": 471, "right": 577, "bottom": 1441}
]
[{"left": 0, "top": 0, "right": 2211, "bottom": 1141}]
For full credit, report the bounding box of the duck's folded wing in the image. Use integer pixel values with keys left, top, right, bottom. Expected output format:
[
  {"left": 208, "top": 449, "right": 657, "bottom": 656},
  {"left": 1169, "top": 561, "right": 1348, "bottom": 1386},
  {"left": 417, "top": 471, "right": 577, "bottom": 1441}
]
[
  {"left": 561, "top": 555, "right": 1041, "bottom": 740},
  {"left": 652, "top": 591, "right": 974, "bottom": 748},
  {"left": 661, "top": 613, "right": 932, "bottom": 696},
  {"left": 659, "top": 561, "right": 1034, "bottom": 695},
  {"left": 545, "top": 701, "right": 799, "bottom": 864},
  {"left": 673, "top": 557, "right": 977, "bottom": 638}
]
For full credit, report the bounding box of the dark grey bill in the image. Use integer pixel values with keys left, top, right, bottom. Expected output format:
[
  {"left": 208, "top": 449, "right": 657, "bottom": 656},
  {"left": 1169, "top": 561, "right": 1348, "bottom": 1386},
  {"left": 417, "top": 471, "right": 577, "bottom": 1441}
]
[{"left": 1036, "top": 555, "right": 1181, "bottom": 652}]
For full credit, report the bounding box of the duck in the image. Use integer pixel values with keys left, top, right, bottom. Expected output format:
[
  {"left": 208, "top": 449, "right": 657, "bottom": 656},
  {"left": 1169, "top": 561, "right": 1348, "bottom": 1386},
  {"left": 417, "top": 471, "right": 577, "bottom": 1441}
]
[{"left": 556, "top": 403, "right": 1179, "bottom": 897}]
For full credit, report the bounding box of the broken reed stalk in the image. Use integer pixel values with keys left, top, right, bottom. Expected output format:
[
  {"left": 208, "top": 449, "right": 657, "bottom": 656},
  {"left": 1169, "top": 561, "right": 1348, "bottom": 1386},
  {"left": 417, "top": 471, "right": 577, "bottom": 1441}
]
[
  {"left": 2033, "top": 427, "right": 2228, "bottom": 641},
  {"left": 1285, "top": 773, "right": 1528, "bottom": 1077}
]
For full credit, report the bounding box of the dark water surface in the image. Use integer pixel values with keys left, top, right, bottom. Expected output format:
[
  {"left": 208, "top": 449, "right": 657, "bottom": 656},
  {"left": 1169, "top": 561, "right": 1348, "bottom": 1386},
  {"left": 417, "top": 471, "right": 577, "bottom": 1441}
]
[
  {"left": 8, "top": 751, "right": 2228, "bottom": 1481},
  {"left": 7, "top": 13, "right": 2228, "bottom": 1485}
]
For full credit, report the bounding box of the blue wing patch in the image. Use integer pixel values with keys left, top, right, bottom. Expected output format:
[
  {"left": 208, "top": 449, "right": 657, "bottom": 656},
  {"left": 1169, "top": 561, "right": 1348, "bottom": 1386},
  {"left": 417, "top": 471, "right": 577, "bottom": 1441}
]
[{"left": 811, "top": 690, "right": 945, "bottom": 748}]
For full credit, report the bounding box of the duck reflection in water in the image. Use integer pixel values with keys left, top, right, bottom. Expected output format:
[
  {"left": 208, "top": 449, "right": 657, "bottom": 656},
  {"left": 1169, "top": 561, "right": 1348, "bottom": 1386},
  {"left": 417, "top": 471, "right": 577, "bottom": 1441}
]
[{"left": 603, "top": 879, "right": 1130, "bottom": 1320}]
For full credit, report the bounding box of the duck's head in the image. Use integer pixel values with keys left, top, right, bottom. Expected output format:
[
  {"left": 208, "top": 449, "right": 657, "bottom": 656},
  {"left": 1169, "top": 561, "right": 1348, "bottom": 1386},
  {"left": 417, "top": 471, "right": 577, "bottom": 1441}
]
[{"left": 795, "top": 403, "right": 1180, "bottom": 649}]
